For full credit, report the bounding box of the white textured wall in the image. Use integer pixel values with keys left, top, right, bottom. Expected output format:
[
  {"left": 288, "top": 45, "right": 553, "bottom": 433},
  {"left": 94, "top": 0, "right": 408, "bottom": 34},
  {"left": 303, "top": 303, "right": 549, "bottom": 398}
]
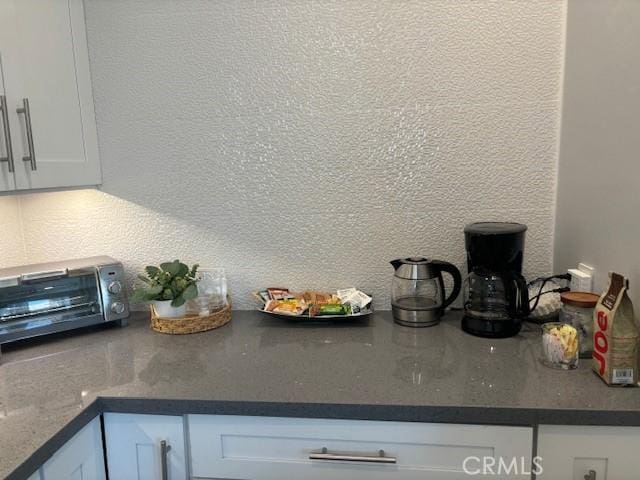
[
  {"left": 0, "top": 196, "right": 25, "bottom": 268},
  {"left": 554, "top": 0, "right": 640, "bottom": 306},
  {"left": 14, "top": 0, "right": 565, "bottom": 309}
]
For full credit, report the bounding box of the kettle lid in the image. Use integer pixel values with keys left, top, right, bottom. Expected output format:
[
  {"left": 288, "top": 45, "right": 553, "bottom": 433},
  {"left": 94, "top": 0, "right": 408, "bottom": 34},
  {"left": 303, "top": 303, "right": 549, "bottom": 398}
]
[
  {"left": 403, "top": 256, "right": 429, "bottom": 264},
  {"left": 390, "top": 257, "right": 438, "bottom": 279}
]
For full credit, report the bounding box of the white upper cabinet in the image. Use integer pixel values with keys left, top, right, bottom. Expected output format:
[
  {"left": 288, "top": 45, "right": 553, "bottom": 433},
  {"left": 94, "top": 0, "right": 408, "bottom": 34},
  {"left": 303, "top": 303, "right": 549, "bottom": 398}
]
[{"left": 0, "top": 0, "right": 101, "bottom": 192}]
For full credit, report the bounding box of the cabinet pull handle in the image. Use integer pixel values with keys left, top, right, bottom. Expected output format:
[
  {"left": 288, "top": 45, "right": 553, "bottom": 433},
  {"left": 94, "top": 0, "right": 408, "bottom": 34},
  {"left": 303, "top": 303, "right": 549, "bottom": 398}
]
[
  {"left": 0, "top": 95, "right": 15, "bottom": 172},
  {"left": 160, "top": 440, "right": 171, "bottom": 480},
  {"left": 584, "top": 470, "right": 596, "bottom": 480},
  {"left": 309, "top": 447, "right": 396, "bottom": 464},
  {"left": 16, "top": 98, "right": 36, "bottom": 171}
]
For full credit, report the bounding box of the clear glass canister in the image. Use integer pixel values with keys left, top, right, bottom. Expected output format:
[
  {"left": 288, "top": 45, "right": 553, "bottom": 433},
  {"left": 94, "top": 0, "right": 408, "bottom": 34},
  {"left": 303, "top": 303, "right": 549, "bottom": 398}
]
[
  {"left": 559, "top": 292, "right": 600, "bottom": 358},
  {"left": 541, "top": 322, "right": 579, "bottom": 369}
]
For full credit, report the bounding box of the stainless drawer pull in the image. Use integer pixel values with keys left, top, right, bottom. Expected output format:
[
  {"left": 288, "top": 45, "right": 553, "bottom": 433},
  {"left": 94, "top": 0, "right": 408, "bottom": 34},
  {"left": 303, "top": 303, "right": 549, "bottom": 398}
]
[
  {"left": 584, "top": 470, "right": 596, "bottom": 480},
  {"left": 160, "top": 440, "right": 171, "bottom": 480},
  {"left": 309, "top": 447, "right": 396, "bottom": 464},
  {"left": 16, "top": 98, "right": 36, "bottom": 171},
  {"left": 0, "top": 95, "right": 15, "bottom": 172},
  {"left": 20, "top": 269, "right": 68, "bottom": 282}
]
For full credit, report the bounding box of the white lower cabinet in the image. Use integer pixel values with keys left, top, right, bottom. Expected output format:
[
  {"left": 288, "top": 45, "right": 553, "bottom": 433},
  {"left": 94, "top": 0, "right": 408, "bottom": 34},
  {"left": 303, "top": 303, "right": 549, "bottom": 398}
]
[
  {"left": 537, "top": 425, "right": 640, "bottom": 480},
  {"left": 188, "top": 415, "right": 534, "bottom": 479},
  {"left": 40, "top": 417, "right": 105, "bottom": 480},
  {"left": 103, "top": 413, "right": 187, "bottom": 480}
]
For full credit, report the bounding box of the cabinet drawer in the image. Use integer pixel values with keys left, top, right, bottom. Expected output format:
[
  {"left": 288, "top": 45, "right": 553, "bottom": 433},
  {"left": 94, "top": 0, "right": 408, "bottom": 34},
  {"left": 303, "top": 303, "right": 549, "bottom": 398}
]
[{"left": 188, "top": 415, "right": 533, "bottom": 479}]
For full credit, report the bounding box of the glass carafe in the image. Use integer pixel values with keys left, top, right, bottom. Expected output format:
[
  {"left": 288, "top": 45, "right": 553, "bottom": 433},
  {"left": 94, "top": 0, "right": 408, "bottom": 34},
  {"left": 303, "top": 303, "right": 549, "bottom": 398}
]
[{"left": 463, "top": 271, "right": 510, "bottom": 320}]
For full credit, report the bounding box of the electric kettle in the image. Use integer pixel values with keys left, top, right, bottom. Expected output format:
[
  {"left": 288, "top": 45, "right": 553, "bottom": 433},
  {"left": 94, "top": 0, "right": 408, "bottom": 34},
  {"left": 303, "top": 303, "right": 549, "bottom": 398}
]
[{"left": 390, "top": 257, "right": 462, "bottom": 327}]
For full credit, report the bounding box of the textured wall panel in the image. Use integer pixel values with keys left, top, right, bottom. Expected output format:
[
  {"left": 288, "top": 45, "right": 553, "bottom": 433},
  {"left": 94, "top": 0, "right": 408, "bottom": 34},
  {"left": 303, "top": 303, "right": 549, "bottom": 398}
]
[
  {"left": 0, "top": 196, "right": 25, "bottom": 268},
  {"left": 16, "top": 0, "right": 565, "bottom": 309}
]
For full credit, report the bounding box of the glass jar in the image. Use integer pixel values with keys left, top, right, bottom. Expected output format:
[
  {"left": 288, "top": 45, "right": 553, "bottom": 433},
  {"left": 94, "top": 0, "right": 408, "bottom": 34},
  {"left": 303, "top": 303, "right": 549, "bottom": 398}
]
[
  {"left": 559, "top": 292, "right": 599, "bottom": 358},
  {"left": 541, "top": 322, "right": 579, "bottom": 370}
]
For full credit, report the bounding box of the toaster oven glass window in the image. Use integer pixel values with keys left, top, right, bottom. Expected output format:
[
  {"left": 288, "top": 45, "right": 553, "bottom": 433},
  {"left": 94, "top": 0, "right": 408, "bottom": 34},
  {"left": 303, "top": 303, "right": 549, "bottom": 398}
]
[{"left": 0, "top": 271, "right": 101, "bottom": 333}]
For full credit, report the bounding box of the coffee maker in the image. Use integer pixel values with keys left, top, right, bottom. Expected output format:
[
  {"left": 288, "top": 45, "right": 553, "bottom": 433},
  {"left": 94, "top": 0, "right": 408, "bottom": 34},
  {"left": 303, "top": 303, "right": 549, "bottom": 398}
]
[{"left": 462, "top": 222, "right": 529, "bottom": 338}]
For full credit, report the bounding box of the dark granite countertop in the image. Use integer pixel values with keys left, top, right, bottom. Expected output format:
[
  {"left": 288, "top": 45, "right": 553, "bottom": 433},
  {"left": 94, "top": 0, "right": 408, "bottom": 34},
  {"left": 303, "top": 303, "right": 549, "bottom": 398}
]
[{"left": 2, "top": 310, "right": 639, "bottom": 479}]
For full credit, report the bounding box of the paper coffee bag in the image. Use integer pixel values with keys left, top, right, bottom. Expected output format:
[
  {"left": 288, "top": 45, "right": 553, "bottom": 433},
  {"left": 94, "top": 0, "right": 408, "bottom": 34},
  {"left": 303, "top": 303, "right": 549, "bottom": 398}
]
[{"left": 593, "top": 272, "right": 639, "bottom": 386}]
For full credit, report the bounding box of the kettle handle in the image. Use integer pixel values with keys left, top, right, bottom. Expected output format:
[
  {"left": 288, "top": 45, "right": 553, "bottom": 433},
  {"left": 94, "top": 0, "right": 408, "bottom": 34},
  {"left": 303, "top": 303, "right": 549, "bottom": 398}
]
[{"left": 432, "top": 260, "right": 462, "bottom": 309}]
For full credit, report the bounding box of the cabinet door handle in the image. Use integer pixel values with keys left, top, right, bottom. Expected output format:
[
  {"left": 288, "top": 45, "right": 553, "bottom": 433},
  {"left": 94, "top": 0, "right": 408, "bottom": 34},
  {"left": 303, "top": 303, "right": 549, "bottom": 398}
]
[
  {"left": 160, "top": 440, "right": 171, "bottom": 480},
  {"left": 0, "top": 95, "right": 15, "bottom": 172},
  {"left": 16, "top": 98, "right": 36, "bottom": 171},
  {"left": 584, "top": 470, "right": 596, "bottom": 480},
  {"left": 309, "top": 447, "right": 396, "bottom": 464}
]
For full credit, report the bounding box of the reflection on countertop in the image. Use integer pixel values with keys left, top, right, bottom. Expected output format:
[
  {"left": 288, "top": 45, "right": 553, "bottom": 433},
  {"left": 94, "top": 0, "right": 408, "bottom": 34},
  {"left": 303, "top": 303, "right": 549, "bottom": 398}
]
[{"left": 1, "top": 310, "right": 640, "bottom": 478}]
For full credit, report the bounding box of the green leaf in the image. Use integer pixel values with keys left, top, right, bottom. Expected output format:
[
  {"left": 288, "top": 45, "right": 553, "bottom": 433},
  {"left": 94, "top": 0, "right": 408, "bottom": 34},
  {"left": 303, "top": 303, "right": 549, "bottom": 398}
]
[
  {"left": 182, "top": 283, "right": 198, "bottom": 300},
  {"left": 171, "top": 296, "right": 186, "bottom": 307},
  {"left": 145, "top": 266, "right": 160, "bottom": 278},
  {"left": 137, "top": 274, "right": 151, "bottom": 284},
  {"left": 175, "top": 262, "right": 189, "bottom": 278},
  {"left": 189, "top": 264, "right": 199, "bottom": 278},
  {"left": 130, "top": 289, "right": 147, "bottom": 302},
  {"left": 147, "top": 284, "right": 163, "bottom": 296},
  {"left": 160, "top": 260, "right": 180, "bottom": 277}
]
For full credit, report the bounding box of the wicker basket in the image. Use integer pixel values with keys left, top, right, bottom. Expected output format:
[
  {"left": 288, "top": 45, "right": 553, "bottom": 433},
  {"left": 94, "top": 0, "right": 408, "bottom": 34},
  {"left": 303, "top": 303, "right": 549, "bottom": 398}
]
[{"left": 150, "top": 300, "right": 231, "bottom": 334}]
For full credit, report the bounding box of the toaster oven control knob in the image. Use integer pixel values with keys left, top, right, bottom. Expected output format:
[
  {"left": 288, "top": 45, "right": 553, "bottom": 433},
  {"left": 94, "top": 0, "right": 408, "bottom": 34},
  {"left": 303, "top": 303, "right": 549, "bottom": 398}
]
[
  {"left": 108, "top": 281, "right": 122, "bottom": 294},
  {"left": 111, "top": 302, "right": 126, "bottom": 315}
]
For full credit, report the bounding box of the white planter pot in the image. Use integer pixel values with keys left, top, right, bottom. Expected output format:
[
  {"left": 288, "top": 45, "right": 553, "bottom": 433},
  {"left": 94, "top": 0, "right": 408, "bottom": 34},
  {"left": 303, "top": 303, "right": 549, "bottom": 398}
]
[{"left": 153, "top": 300, "right": 186, "bottom": 318}]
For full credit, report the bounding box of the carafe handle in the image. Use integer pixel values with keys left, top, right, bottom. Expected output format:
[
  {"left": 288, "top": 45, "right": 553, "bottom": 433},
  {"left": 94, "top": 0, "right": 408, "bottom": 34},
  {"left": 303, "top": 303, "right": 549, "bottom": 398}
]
[
  {"left": 503, "top": 272, "right": 530, "bottom": 318},
  {"left": 432, "top": 260, "right": 462, "bottom": 309},
  {"left": 513, "top": 273, "right": 530, "bottom": 317}
]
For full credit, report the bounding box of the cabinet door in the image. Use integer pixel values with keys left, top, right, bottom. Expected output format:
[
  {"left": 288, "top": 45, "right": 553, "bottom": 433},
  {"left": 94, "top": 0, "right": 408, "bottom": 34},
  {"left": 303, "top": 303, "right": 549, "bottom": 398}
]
[
  {"left": 0, "top": 9, "right": 16, "bottom": 192},
  {"left": 27, "top": 470, "right": 42, "bottom": 480},
  {"left": 189, "top": 415, "right": 533, "bottom": 480},
  {"left": 41, "top": 417, "right": 106, "bottom": 480},
  {"left": 537, "top": 425, "right": 640, "bottom": 480},
  {"left": 104, "top": 413, "right": 187, "bottom": 480},
  {"left": 1, "top": 0, "right": 101, "bottom": 190}
]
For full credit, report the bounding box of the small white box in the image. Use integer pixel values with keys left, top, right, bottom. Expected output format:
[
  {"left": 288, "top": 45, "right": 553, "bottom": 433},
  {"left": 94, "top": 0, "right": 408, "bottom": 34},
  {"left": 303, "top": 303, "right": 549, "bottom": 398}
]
[{"left": 568, "top": 268, "right": 593, "bottom": 292}]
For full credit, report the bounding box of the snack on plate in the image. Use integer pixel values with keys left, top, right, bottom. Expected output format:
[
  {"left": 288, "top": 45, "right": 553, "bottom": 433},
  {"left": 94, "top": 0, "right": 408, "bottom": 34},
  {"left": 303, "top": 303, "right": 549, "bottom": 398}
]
[
  {"left": 265, "top": 298, "right": 308, "bottom": 316},
  {"left": 339, "top": 289, "right": 372, "bottom": 310},
  {"left": 317, "top": 304, "right": 352, "bottom": 316},
  {"left": 253, "top": 290, "right": 271, "bottom": 304},
  {"left": 257, "top": 287, "right": 372, "bottom": 317},
  {"left": 267, "top": 288, "right": 295, "bottom": 301}
]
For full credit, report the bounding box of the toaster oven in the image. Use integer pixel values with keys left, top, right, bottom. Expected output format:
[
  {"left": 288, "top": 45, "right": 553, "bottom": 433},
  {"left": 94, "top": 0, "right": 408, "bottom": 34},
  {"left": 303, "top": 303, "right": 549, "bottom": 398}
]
[{"left": 0, "top": 256, "right": 129, "bottom": 355}]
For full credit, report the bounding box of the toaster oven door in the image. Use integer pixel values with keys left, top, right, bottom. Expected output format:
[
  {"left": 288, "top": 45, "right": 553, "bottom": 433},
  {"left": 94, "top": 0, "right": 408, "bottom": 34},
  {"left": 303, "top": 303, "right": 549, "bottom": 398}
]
[{"left": 0, "top": 268, "right": 104, "bottom": 343}]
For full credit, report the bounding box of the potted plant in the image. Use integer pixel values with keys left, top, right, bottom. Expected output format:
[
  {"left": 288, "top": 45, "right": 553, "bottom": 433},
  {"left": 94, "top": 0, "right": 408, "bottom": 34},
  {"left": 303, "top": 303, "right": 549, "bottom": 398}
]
[{"left": 131, "top": 260, "right": 199, "bottom": 318}]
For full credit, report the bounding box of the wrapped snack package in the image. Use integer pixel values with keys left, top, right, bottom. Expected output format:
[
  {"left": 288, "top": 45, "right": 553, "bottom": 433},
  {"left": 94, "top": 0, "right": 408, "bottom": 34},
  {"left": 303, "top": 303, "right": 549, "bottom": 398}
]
[
  {"left": 338, "top": 288, "right": 372, "bottom": 310},
  {"left": 317, "top": 304, "right": 351, "bottom": 316},
  {"left": 267, "top": 288, "right": 295, "bottom": 301},
  {"left": 266, "top": 298, "right": 308, "bottom": 315}
]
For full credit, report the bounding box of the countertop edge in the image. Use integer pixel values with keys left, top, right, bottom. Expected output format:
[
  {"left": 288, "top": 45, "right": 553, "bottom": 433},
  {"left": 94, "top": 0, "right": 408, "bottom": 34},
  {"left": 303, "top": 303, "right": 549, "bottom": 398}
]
[
  {"left": 8, "top": 397, "right": 640, "bottom": 480},
  {"left": 6, "top": 400, "right": 103, "bottom": 480}
]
